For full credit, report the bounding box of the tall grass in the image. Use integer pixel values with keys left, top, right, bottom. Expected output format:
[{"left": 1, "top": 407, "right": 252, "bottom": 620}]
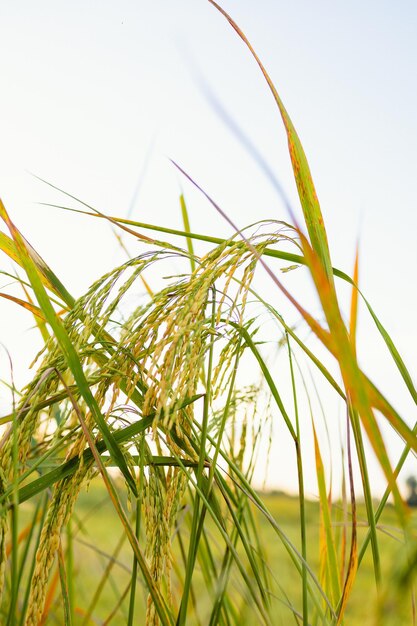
[{"left": 0, "top": 3, "right": 416, "bottom": 624}]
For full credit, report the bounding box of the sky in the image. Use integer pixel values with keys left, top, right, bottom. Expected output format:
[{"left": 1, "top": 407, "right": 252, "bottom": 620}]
[{"left": 0, "top": 0, "right": 416, "bottom": 497}]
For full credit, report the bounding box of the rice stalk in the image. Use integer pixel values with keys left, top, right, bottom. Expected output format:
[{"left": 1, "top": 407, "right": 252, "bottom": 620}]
[{"left": 0, "top": 5, "right": 415, "bottom": 624}]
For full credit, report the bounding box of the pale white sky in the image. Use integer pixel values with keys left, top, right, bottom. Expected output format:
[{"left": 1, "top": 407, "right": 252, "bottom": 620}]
[{"left": 0, "top": 1, "right": 416, "bottom": 497}]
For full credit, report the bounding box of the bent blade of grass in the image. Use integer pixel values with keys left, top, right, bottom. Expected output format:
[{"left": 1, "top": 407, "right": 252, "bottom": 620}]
[
  {"left": 208, "top": 2, "right": 411, "bottom": 538},
  {"left": 0, "top": 268, "right": 68, "bottom": 312},
  {"left": 0, "top": 292, "right": 46, "bottom": 321},
  {"left": 0, "top": 201, "right": 73, "bottom": 308},
  {"left": 43, "top": 202, "right": 308, "bottom": 266},
  {"left": 366, "top": 379, "right": 417, "bottom": 456},
  {"left": 203, "top": 20, "right": 389, "bottom": 540},
  {"left": 208, "top": 0, "right": 334, "bottom": 283},
  {"left": 31, "top": 173, "right": 155, "bottom": 244}
]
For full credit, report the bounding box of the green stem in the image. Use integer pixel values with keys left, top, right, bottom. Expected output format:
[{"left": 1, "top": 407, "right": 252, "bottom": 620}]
[
  {"left": 349, "top": 405, "right": 381, "bottom": 586},
  {"left": 287, "top": 334, "right": 308, "bottom": 626},
  {"left": 128, "top": 434, "right": 145, "bottom": 626},
  {"left": 66, "top": 520, "right": 75, "bottom": 626},
  {"left": 177, "top": 288, "right": 216, "bottom": 626}
]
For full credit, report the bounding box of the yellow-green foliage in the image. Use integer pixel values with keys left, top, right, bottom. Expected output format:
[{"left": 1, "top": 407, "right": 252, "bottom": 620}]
[{"left": 0, "top": 3, "right": 416, "bottom": 625}]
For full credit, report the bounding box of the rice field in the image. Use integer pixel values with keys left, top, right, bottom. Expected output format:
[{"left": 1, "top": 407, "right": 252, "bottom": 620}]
[
  {"left": 0, "top": 3, "right": 416, "bottom": 625},
  {"left": 11, "top": 482, "right": 416, "bottom": 625}
]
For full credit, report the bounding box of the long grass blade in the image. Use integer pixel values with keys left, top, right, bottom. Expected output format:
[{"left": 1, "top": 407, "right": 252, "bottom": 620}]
[
  {"left": 180, "top": 193, "right": 196, "bottom": 273},
  {"left": 336, "top": 409, "right": 358, "bottom": 624},
  {"left": 208, "top": 0, "right": 333, "bottom": 282}
]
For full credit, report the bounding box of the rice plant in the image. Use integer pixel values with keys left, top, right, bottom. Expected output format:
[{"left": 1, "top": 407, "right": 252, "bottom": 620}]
[{"left": 0, "top": 3, "right": 416, "bottom": 625}]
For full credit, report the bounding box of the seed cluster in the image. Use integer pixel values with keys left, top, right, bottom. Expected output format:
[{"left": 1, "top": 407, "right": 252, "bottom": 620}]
[{"left": 0, "top": 225, "right": 286, "bottom": 622}]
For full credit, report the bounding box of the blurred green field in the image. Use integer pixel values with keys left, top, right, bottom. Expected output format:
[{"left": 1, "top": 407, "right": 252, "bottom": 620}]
[{"left": 14, "top": 479, "right": 414, "bottom": 625}]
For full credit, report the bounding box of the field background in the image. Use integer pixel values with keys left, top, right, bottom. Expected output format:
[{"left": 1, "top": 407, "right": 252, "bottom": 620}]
[{"left": 15, "top": 480, "right": 414, "bottom": 625}]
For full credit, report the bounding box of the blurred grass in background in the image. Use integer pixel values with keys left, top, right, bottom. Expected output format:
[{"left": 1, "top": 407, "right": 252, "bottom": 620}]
[{"left": 14, "top": 483, "right": 416, "bottom": 625}]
